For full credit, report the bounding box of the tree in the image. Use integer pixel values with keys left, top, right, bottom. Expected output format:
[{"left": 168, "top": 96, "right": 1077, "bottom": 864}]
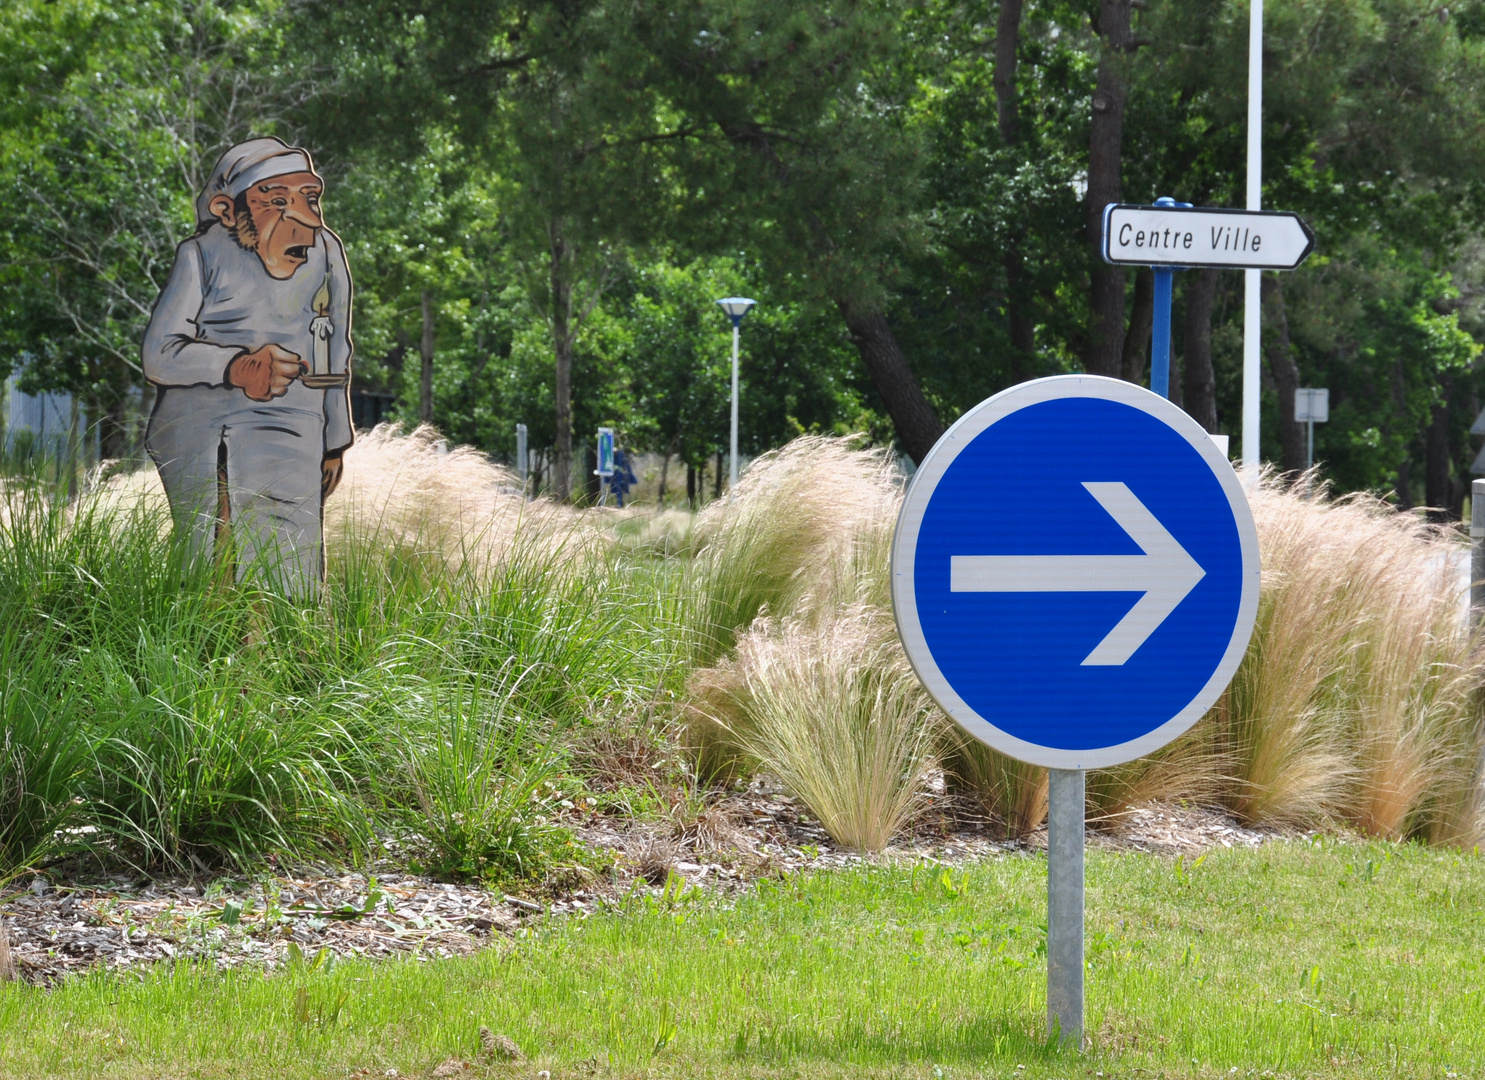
[
  {"left": 0, "top": 0, "right": 300, "bottom": 456},
  {"left": 622, "top": 0, "right": 948, "bottom": 462}
]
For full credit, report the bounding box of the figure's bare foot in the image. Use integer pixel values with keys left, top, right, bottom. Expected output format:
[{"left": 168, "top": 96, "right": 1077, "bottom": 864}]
[{"left": 228, "top": 344, "right": 304, "bottom": 401}]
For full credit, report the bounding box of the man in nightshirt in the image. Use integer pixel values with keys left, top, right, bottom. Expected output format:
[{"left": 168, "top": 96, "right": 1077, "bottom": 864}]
[{"left": 141, "top": 137, "right": 353, "bottom": 595}]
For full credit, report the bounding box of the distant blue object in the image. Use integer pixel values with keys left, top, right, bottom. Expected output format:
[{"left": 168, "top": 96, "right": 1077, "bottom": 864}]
[
  {"left": 608, "top": 448, "right": 638, "bottom": 508},
  {"left": 596, "top": 427, "right": 616, "bottom": 477},
  {"left": 892, "top": 376, "right": 1259, "bottom": 770}
]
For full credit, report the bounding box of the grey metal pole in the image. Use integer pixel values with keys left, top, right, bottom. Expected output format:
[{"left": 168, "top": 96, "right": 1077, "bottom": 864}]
[
  {"left": 1306, "top": 419, "right": 1313, "bottom": 471},
  {"left": 516, "top": 423, "right": 528, "bottom": 499},
  {"left": 1471, "top": 479, "right": 1485, "bottom": 628},
  {"left": 729, "top": 323, "right": 740, "bottom": 493},
  {"left": 1047, "top": 768, "right": 1085, "bottom": 1047}
]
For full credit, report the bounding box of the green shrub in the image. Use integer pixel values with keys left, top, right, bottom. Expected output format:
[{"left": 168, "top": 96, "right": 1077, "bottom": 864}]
[
  {"left": 394, "top": 676, "right": 577, "bottom": 885},
  {"left": 0, "top": 626, "right": 92, "bottom": 882}
]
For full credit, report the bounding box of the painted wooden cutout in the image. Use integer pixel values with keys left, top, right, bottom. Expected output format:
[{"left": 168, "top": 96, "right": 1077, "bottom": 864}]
[{"left": 140, "top": 137, "right": 354, "bottom": 594}]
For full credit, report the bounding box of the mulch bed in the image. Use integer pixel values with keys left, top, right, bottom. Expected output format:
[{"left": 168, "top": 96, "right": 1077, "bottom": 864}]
[{"left": 0, "top": 783, "right": 1280, "bottom": 986}]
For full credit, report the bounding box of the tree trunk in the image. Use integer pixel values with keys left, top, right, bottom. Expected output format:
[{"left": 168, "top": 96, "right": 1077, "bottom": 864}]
[
  {"left": 550, "top": 229, "right": 574, "bottom": 501},
  {"left": 586, "top": 442, "right": 600, "bottom": 504},
  {"left": 658, "top": 436, "right": 679, "bottom": 502},
  {"left": 714, "top": 449, "right": 724, "bottom": 500},
  {"left": 996, "top": 0, "right": 1036, "bottom": 374},
  {"left": 1121, "top": 268, "right": 1153, "bottom": 386},
  {"left": 1260, "top": 276, "right": 1305, "bottom": 474},
  {"left": 994, "top": 0, "right": 1024, "bottom": 147},
  {"left": 102, "top": 391, "right": 128, "bottom": 460},
  {"left": 1181, "top": 269, "right": 1219, "bottom": 432},
  {"left": 836, "top": 297, "right": 944, "bottom": 464},
  {"left": 686, "top": 461, "right": 696, "bottom": 507},
  {"left": 1085, "top": 0, "right": 1136, "bottom": 378},
  {"left": 1425, "top": 375, "right": 1454, "bottom": 522}
]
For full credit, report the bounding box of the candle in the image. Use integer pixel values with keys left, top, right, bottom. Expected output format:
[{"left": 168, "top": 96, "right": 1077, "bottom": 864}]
[{"left": 310, "top": 276, "right": 332, "bottom": 376}]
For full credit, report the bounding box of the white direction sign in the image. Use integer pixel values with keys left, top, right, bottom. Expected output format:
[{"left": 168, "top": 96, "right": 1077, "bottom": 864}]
[
  {"left": 1102, "top": 204, "right": 1314, "bottom": 271},
  {"left": 893, "top": 376, "right": 1261, "bottom": 770}
]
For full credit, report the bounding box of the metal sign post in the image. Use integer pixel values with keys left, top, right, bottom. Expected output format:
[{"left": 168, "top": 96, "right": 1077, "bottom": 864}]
[
  {"left": 892, "top": 376, "right": 1260, "bottom": 1047},
  {"left": 1046, "top": 768, "right": 1085, "bottom": 1043},
  {"left": 515, "top": 423, "right": 529, "bottom": 498},
  {"left": 1245, "top": 0, "right": 1265, "bottom": 476},
  {"left": 1293, "top": 388, "right": 1329, "bottom": 469}
]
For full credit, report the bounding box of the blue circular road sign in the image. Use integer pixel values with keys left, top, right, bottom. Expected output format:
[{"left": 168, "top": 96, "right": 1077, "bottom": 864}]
[{"left": 892, "top": 376, "right": 1260, "bottom": 770}]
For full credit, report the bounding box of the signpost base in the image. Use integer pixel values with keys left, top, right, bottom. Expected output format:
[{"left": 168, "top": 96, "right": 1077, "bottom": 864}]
[{"left": 1047, "top": 768, "right": 1085, "bottom": 1047}]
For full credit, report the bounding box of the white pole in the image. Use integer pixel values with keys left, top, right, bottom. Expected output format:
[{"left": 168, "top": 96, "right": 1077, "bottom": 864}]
[
  {"left": 1241, "top": 0, "right": 1263, "bottom": 477},
  {"left": 729, "top": 322, "right": 740, "bottom": 492}
]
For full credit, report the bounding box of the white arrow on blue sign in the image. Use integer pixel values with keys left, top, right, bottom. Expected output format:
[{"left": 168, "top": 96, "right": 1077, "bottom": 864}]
[{"left": 892, "top": 375, "right": 1260, "bottom": 770}]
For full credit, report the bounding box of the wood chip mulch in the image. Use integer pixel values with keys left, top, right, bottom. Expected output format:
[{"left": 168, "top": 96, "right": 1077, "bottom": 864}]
[{"left": 0, "top": 783, "right": 1281, "bottom": 986}]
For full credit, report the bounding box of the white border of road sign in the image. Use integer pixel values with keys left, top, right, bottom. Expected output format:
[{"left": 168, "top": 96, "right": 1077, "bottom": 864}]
[{"left": 891, "top": 375, "right": 1260, "bottom": 770}]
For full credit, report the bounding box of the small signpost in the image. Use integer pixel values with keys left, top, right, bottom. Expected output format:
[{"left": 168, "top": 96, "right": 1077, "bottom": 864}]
[
  {"left": 1102, "top": 201, "right": 1315, "bottom": 404},
  {"left": 1294, "top": 388, "right": 1329, "bottom": 469},
  {"left": 595, "top": 426, "right": 616, "bottom": 505},
  {"left": 892, "top": 376, "right": 1260, "bottom": 1045},
  {"left": 516, "top": 422, "right": 529, "bottom": 498}
]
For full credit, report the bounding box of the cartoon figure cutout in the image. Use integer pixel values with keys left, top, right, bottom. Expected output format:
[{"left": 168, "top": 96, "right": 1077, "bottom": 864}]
[{"left": 141, "top": 137, "right": 353, "bottom": 595}]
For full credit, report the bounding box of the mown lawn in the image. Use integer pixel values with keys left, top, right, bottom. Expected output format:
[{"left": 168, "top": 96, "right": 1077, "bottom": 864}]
[{"left": 3, "top": 836, "right": 1484, "bottom": 1079}]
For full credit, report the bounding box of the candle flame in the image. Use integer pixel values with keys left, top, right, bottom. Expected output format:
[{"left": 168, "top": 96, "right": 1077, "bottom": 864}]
[{"left": 312, "top": 275, "right": 331, "bottom": 316}]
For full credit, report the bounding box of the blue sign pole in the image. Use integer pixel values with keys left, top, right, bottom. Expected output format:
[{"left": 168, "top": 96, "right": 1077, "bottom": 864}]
[
  {"left": 1151, "top": 266, "right": 1173, "bottom": 398},
  {"left": 1148, "top": 196, "right": 1190, "bottom": 400}
]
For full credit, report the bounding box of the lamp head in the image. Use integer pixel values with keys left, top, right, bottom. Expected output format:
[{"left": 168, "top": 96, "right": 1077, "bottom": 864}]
[{"left": 715, "top": 297, "right": 757, "bottom": 327}]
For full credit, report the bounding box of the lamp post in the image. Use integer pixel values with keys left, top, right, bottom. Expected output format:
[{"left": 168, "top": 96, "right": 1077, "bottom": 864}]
[
  {"left": 715, "top": 297, "right": 757, "bottom": 493},
  {"left": 1242, "top": 0, "right": 1264, "bottom": 479}
]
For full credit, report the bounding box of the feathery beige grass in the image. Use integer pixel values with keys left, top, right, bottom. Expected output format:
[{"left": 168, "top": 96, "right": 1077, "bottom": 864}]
[
  {"left": 688, "top": 606, "right": 942, "bottom": 851},
  {"left": 27, "top": 428, "right": 1485, "bottom": 851},
  {"left": 1217, "top": 473, "right": 1485, "bottom": 839},
  {"left": 71, "top": 424, "right": 604, "bottom": 580},
  {"left": 941, "top": 737, "right": 1047, "bottom": 839},
  {"left": 684, "top": 435, "right": 901, "bottom": 663},
  {"left": 682, "top": 446, "right": 1485, "bottom": 848},
  {"left": 327, "top": 424, "right": 601, "bottom": 576}
]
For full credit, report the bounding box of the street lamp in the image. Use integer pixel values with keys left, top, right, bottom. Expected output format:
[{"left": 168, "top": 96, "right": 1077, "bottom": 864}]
[{"left": 715, "top": 297, "right": 756, "bottom": 492}]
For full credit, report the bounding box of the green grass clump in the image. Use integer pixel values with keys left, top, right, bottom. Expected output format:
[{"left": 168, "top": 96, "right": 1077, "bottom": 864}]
[
  {"left": 2, "top": 838, "right": 1483, "bottom": 1078},
  {"left": 0, "top": 624, "right": 91, "bottom": 884},
  {"left": 0, "top": 431, "right": 691, "bottom": 880},
  {"left": 393, "top": 676, "right": 579, "bottom": 884}
]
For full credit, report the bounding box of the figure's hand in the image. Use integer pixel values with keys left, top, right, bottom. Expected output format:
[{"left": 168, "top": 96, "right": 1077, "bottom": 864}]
[
  {"left": 228, "top": 344, "right": 304, "bottom": 401},
  {"left": 322, "top": 453, "right": 344, "bottom": 499}
]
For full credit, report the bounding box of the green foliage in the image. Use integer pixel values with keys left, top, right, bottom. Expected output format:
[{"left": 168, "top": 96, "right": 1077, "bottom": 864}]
[
  {"left": 0, "top": 0, "right": 290, "bottom": 450},
  {"left": 0, "top": 445, "right": 693, "bottom": 879},
  {"left": 7, "top": 0, "right": 1485, "bottom": 501},
  {"left": 0, "top": 625, "right": 90, "bottom": 882}
]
